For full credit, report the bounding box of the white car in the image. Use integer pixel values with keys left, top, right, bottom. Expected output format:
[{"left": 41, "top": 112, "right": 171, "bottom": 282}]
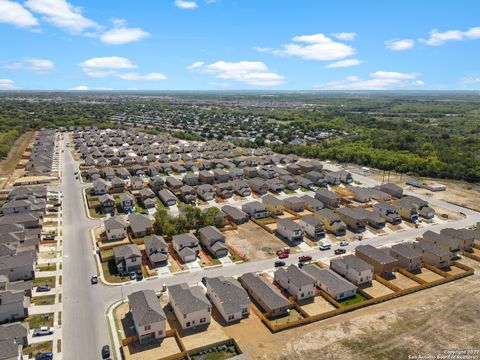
[
  {"left": 33, "top": 327, "right": 54, "bottom": 337},
  {"left": 319, "top": 244, "right": 331, "bottom": 251},
  {"left": 339, "top": 241, "right": 349, "bottom": 247}
]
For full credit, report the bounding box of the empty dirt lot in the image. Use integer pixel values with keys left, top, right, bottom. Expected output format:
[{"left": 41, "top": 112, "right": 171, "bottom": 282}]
[
  {"left": 414, "top": 267, "right": 444, "bottom": 282},
  {"left": 299, "top": 296, "right": 336, "bottom": 316},
  {"left": 360, "top": 280, "right": 395, "bottom": 298},
  {"left": 224, "top": 222, "right": 287, "bottom": 261},
  {"left": 233, "top": 257, "right": 480, "bottom": 360},
  {"left": 386, "top": 272, "right": 420, "bottom": 290}
]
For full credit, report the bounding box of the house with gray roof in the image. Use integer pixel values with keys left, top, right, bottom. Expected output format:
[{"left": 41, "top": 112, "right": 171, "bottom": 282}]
[
  {"left": 172, "top": 233, "right": 200, "bottom": 263},
  {"left": 266, "top": 178, "right": 285, "bottom": 193},
  {"left": 99, "top": 194, "right": 115, "bottom": 214},
  {"left": 355, "top": 245, "right": 397, "bottom": 276},
  {"left": 314, "top": 209, "right": 346, "bottom": 236},
  {"left": 440, "top": 228, "right": 476, "bottom": 251},
  {"left": 216, "top": 183, "right": 234, "bottom": 199},
  {"left": 413, "top": 240, "right": 451, "bottom": 268},
  {"left": 158, "top": 189, "right": 177, "bottom": 207},
  {"left": 301, "top": 195, "right": 324, "bottom": 212},
  {"left": 247, "top": 178, "right": 268, "bottom": 195},
  {"left": 373, "top": 203, "right": 402, "bottom": 224},
  {"left": 274, "top": 265, "right": 316, "bottom": 300},
  {"left": 206, "top": 276, "right": 251, "bottom": 323},
  {"left": 92, "top": 178, "right": 108, "bottom": 195},
  {"left": 196, "top": 184, "right": 215, "bottom": 201},
  {"left": 128, "top": 290, "right": 166, "bottom": 344},
  {"left": 262, "top": 194, "right": 283, "bottom": 215},
  {"left": 113, "top": 244, "right": 142, "bottom": 274},
  {"left": 0, "top": 253, "right": 35, "bottom": 282},
  {"left": 0, "top": 289, "right": 29, "bottom": 323},
  {"left": 422, "top": 230, "right": 460, "bottom": 256},
  {"left": 297, "top": 215, "right": 325, "bottom": 239},
  {"left": 232, "top": 180, "right": 251, "bottom": 197},
  {"left": 389, "top": 243, "right": 422, "bottom": 272},
  {"left": 242, "top": 201, "right": 269, "bottom": 220},
  {"left": 144, "top": 235, "right": 168, "bottom": 267},
  {"left": 239, "top": 273, "right": 291, "bottom": 317},
  {"left": 168, "top": 283, "right": 211, "bottom": 330},
  {"left": 221, "top": 205, "right": 249, "bottom": 225},
  {"left": 128, "top": 213, "right": 153, "bottom": 238},
  {"left": 315, "top": 189, "right": 341, "bottom": 209},
  {"left": 276, "top": 219, "right": 303, "bottom": 242},
  {"left": 376, "top": 183, "right": 403, "bottom": 198},
  {"left": 0, "top": 322, "right": 28, "bottom": 348},
  {"left": 336, "top": 207, "right": 368, "bottom": 233},
  {"left": 330, "top": 255, "right": 374, "bottom": 285},
  {"left": 283, "top": 196, "right": 305, "bottom": 213},
  {"left": 198, "top": 226, "right": 228, "bottom": 258},
  {"left": 119, "top": 193, "right": 135, "bottom": 213},
  {"left": 303, "top": 264, "right": 357, "bottom": 301},
  {"left": 104, "top": 216, "right": 127, "bottom": 241}
]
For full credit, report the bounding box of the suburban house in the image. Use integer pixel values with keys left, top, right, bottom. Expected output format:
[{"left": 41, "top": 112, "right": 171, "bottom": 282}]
[
  {"left": 128, "top": 290, "right": 166, "bottom": 344},
  {"left": 242, "top": 201, "right": 269, "bottom": 219},
  {"left": 283, "top": 197, "right": 305, "bottom": 213},
  {"left": 166, "top": 177, "right": 183, "bottom": 192},
  {"left": 221, "top": 205, "right": 249, "bottom": 225},
  {"left": 172, "top": 233, "right": 200, "bottom": 263},
  {"left": 144, "top": 235, "right": 168, "bottom": 267},
  {"left": 258, "top": 165, "right": 276, "bottom": 179},
  {"left": 274, "top": 264, "right": 316, "bottom": 300},
  {"left": 0, "top": 322, "right": 28, "bottom": 359},
  {"left": 183, "top": 173, "right": 199, "bottom": 187},
  {"left": 403, "top": 196, "right": 435, "bottom": 219},
  {"left": 303, "top": 264, "right": 357, "bottom": 301},
  {"left": 297, "top": 215, "right": 325, "bottom": 239},
  {"left": 104, "top": 216, "right": 127, "bottom": 241},
  {"left": 158, "top": 189, "right": 177, "bottom": 207},
  {"left": 247, "top": 178, "right": 268, "bottom": 195},
  {"left": 0, "top": 289, "right": 29, "bottom": 323},
  {"left": 119, "top": 193, "right": 135, "bottom": 213},
  {"left": 196, "top": 184, "right": 215, "bottom": 201},
  {"left": 355, "top": 245, "right": 397, "bottom": 276},
  {"left": 111, "top": 177, "right": 125, "bottom": 193},
  {"left": 228, "top": 168, "right": 244, "bottom": 180},
  {"left": 92, "top": 178, "right": 108, "bottom": 195},
  {"left": 266, "top": 178, "right": 285, "bottom": 193},
  {"left": 413, "top": 241, "right": 452, "bottom": 268},
  {"left": 373, "top": 203, "right": 402, "bottom": 224},
  {"left": 422, "top": 230, "right": 460, "bottom": 256},
  {"left": 336, "top": 207, "right": 368, "bottom": 233},
  {"left": 314, "top": 209, "right": 347, "bottom": 236},
  {"left": 376, "top": 183, "right": 403, "bottom": 198},
  {"left": 113, "top": 244, "right": 142, "bottom": 274},
  {"left": 98, "top": 194, "right": 115, "bottom": 214},
  {"left": 198, "top": 226, "right": 228, "bottom": 258},
  {"left": 199, "top": 170, "right": 215, "bottom": 185},
  {"left": 239, "top": 272, "right": 291, "bottom": 317},
  {"left": 315, "top": 189, "right": 341, "bottom": 209},
  {"left": 130, "top": 176, "right": 144, "bottom": 191},
  {"left": 213, "top": 169, "right": 229, "bottom": 183},
  {"left": 206, "top": 276, "right": 251, "bottom": 323},
  {"left": 128, "top": 213, "right": 153, "bottom": 238},
  {"left": 392, "top": 198, "right": 419, "bottom": 222},
  {"left": 149, "top": 176, "right": 165, "bottom": 192},
  {"left": 168, "top": 283, "right": 211, "bottom": 330},
  {"left": 355, "top": 208, "right": 386, "bottom": 229},
  {"left": 216, "top": 183, "right": 234, "bottom": 199},
  {"left": 262, "top": 195, "right": 284, "bottom": 215},
  {"left": 280, "top": 175, "right": 299, "bottom": 191},
  {"left": 179, "top": 185, "right": 196, "bottom": 205},
  {"left": 389, "top": 243, "right": 422, "bottom": 272},
  {"left": 276, "top": 219, "right": 304, "bottom": 242},
  {"left": 243, "top": 167, "right": 258, "bottom": 179},
  {"left": 294, "top": 176, "right": 315, "bottom": 191},
  {"left": 232, "top": 180, "right": 251, "bottom": 197},
  {"left": 301, "top": 195, "right": 324, "bottom": 212},
  {"left": 305, "top": 171, "right": 327, "bottom": 187},
  {"left": 330, "top": 255, "right": 374, "bottom": 285},
  {"left": 440, "top": 228, "right": 476, "bottom": 251}
]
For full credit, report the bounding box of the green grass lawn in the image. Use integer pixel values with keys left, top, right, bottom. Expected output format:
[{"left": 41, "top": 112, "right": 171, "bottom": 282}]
[
  {"left": 256, "top": 216, "right": 276, "bottom": 223},
  {"left": 340, "top": 293, "right": 368, "bottom": 307},
  {"left": 89, "top": 207, "right": 106, "bottom": 218},
  {"left": 284, "top": 189, "right": 296, "bottom": 194},
  {"left": 36, "top": 263, "right": 57, "bottom": 272},
  {"left": 101, "top": 260, "right": 131, "bottom": 283},
  {"left": 33, "top": 276, "right": 56, "bottom": 289},
  {"left": 23, "top": 341, "right": 53, "bottom": 356},
  {"left": 27, "top": 313, "right": 54, "bottom": 328},
  {"left": 31, "top": 295, "right": 56, "bottom": 306}
]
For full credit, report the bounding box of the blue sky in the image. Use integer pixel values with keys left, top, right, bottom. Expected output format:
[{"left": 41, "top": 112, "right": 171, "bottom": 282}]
[{"left": 1, "top": 0, "right": 480, "bottom": 90}]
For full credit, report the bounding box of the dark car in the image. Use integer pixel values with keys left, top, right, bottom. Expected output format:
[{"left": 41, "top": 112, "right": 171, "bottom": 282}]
[
  {"left": 90, "top": 276, "right": 98, "bottom": 285},
  {"left": 274, "top": 260, "right": 286, "bottom": 267},
  {"left": 334, "top": 248, "right": 347, "bottom": 255},
  {"left": 136, "top": 270, "right": 143, "bottom": 281},
  {"left": 47, "top": 208, "right": 58, "bottom": 213},
  {"left": 102, "top": 345, "right": 110, "bottom": 359},
  {"left": 43, "top": 234, "right": 56, "bottom": 241},
  {"left": 299, "top": 255, "right": 312, "bottom": 262},
  {"left": 53, "top": 203, "right": 62, "bottom": 207},
  {"left": 201, "top": 276, "right": 208, "bottom": 285},
  {"left": 37, "top": 285, "right": 51, "bottom": 292},
  {"left": 35, "top": 352, "right": 53, "bottom": 360}
]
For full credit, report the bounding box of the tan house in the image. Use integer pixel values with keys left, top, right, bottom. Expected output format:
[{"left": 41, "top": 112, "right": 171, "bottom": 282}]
[{"left": 128, "top": 290, "right": 166, "bottom": 344}]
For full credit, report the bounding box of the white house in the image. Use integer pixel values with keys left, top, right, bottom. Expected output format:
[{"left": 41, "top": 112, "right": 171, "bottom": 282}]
[
  {"left": 104, "top": 216, "right": 127, "bottom": 241},
  {"left": 168, "top": 283, "right": 211, "bottom": 330},
  {"left": 330, "top": 255, "right": 374, "bottom": 285},
  {"left": 274, "top": 265, "right": 315, "bottom": 300},
  {"left": 128, "top": 290, "right": 166, "bottom": 344},
  {"left": 206, "top": 276, "right": 251, "bottom": 323}
]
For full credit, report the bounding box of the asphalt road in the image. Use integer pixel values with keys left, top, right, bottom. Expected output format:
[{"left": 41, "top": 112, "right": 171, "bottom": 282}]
[{"left": 59, "top": 135, "right": 480, "bottom": 360}]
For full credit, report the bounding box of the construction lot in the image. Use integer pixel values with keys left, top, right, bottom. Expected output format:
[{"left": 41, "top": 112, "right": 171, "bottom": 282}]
[
  {"left": 413, "top": 267, "right": 444, "bottom": 282},
  {"left": 299, "top": 296, "right": 336, "bottom": 316},
  {"left": 359, "top": 280, "right": 395, "bottom": 298},
  {"left": 386, "top": 272, "right": 420, "bottom": 290}
]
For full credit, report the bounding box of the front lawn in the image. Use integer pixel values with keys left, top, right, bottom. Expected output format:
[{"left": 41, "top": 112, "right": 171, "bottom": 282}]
[
  {"left": 101, "top": 259, "right": 131, "bottom": 283},
  {"left": 23, "top": 341, "right": 53, "bottom": 357},
  {"left": 26, "top": 313, "right": 54, "bottom": 328},
  {"left": 31, "top": 295, "right": 56, "bottom": 306},
  {"left": 36, "top": 263, "right": 57, "bottom": 272},
  {"left": 33, "top": 276, "right": 56, "bottom": 289},
  {"left": 340, "top": 293, "right": 368, "bottom": 307}
]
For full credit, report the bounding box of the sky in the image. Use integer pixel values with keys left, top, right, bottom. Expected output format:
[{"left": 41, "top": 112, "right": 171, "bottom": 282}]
[{"left": 1, "top": 0, "right": 480, "bottom": 91}]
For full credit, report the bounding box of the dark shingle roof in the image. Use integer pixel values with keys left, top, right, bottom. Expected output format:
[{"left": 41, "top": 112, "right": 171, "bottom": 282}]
[
  {"left": 128, "top": 290, "right": 166, "bottom": 326},
  {"left": 168, "top": 283, "right": 210, "bottom": 314}
]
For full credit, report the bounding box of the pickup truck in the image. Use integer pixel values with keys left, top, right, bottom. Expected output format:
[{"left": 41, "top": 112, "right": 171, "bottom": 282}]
[{"left": 298, "top": 255, "right": 312, "bottom": 262}]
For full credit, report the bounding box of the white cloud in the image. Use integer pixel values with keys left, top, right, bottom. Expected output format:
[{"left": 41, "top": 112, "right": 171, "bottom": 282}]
[
  {"left": 420, "top": 26, "right": 480, "bottom": 46},
  {"left": 3, "top": 58, "right": 55, "bottom": 73},
  {"left": 256, "top": 33, "right": 355, "bottom": 61},
  {"left": 326, "top": 59, "right": 362, "bottom": 68},
  {"left": 70, "top": 85, "right": 113, "bottom": 90},
  {"left": 0, "top": 79, "right": 18, "bottom": 90},
  {"left": 331, "top": 32, "right": 357, "bottom": 41},
  {"left": 117, "top": 72, "right": 167, "bottom": 81},
  {"left": 188, "top": 60, "right": 285, "bottom": 87},
  {"left": 319, "top": 71, "right": 424, "bottom": 90},
  {"left": 385, "top": 39, "right": 415, "bottom": 51},
  {"left": 100, "top": 19, "right": 149, "bottom": 45},
  {"left": 174, "top": 0, "right": 198, "bottom": 9},
  {"left": 462, "top": 76, "right": 480, "bottom": 84},
  {"left": 79, "top": 56, "right": 137, "bottom": 77},
  {"left": 0, "top": 0, "right": 38, "bottom": 28},
  {"left": 25, "top": 0, "right": 99, "bottom": 34}
]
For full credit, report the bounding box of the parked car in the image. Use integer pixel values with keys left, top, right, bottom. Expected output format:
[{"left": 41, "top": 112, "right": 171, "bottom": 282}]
[
  {"left": 43, "top": 234, "right": 56, "bottom": 241},
  {"left": 102, "top": 345, "right": 111, "bottom": 359},
  {"left": 129, "top": 272, "right": 136, "bottom": 280},
  {"left": 339, "top": 241, "right": 349, "bottom": 247},
  {"left": 278, "top": 253, "right": 289, "bottom": 259},
  {"left": 136, "top": 270, "right": 143, "bottom": 281},
  {"left": 90, "top": 276, "right": 98, "bottom": 285},
  {"left": 201, "top": 276, "right": 208, "bottom": 285},
  {"left": 299, "top": 255, "right": 312, "bottom": 262},
  {"left": 53, "top": 203, "right": 62, "bottom": 207},
  {"left": 274, "top": 260, "right": 286, "bottom": 267},
  {"left": 334, "top": 248, "right": 347, "bottom": 255},
  {"left": 47, "top": 208, "right": 58, "bottom": 213},
  {"left": 36, "top": 285, "right": 51, "bottom": 292},
  {"left": 33, "top": 327, "right": 54, "bottom": 337},
  {"left": 35, "top": 352, "right": 53, "bottom": 360},
  {"left": 319, "top": 244, "right": 331, "bottom": 251}
]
